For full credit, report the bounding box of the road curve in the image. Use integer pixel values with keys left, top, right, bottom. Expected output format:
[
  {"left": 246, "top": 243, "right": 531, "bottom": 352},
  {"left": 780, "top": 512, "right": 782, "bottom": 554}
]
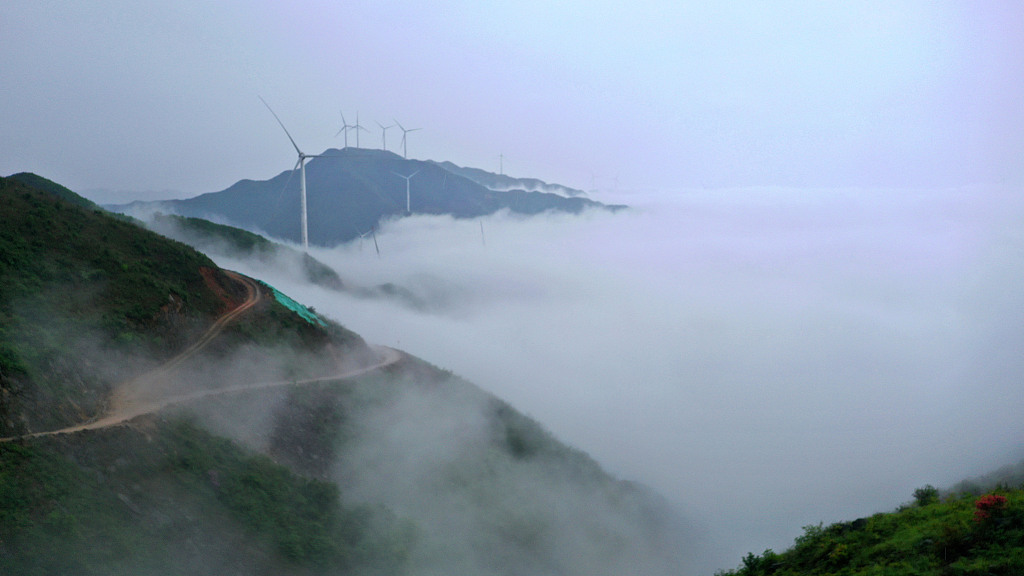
[
  {"left": 1, "top": 270, "right": 402, "bottom": 442},
  {"left": 7, "top": 346, "right": 401, "bottom": 440}
]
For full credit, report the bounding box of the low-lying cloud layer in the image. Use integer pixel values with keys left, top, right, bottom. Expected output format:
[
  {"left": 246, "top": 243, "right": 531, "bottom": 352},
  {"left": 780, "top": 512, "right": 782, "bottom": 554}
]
[{"left": 218, "top": 185, "right": 1024, "bottom": 573}]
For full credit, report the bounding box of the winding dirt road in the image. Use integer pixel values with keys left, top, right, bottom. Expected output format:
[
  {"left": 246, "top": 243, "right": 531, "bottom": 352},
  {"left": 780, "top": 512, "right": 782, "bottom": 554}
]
[{"left": 1, "top": 270, "right": 401, "bottom": 442}]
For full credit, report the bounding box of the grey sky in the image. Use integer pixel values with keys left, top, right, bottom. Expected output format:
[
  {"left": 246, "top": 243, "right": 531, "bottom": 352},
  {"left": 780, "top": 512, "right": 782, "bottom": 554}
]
[{"left": 3, "top": 2, "right": 1022, "bottom": 200}]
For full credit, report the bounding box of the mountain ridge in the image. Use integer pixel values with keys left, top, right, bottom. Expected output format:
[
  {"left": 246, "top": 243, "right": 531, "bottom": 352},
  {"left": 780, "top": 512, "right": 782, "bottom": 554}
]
[{"left": 109, "top": 149, "right": 624, "bottom": 246}]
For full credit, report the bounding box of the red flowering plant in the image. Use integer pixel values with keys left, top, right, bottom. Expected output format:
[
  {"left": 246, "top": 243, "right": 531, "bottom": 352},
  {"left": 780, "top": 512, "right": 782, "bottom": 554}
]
[{"left": 973, "top": 494, "right": 1008, "bottom": 523}]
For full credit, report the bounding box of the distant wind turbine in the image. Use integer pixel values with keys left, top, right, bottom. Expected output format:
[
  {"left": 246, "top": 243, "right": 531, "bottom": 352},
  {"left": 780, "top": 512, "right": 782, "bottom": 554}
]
[
  {"left": 260, "top": 96, "right": 319, "bottom": 250},
  {"left": 376, "top": 120, "right": 394, "bottom": 151},
  {"left": 394, "top": 119, "right": 421, "bottom": 159},
  {"left": 353, "top": 112, "right": 369, "bottom": 148},
  {"left": 335, "top": 111, "right": 354, "bottom": 148},
  {"left": 392, "top": 169, "right": 421, "bottom": 213}
]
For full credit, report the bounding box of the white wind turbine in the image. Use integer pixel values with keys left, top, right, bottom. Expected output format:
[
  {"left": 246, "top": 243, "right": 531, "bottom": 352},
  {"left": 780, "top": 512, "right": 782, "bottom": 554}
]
[
  {"left": 335, "top": 111, "right": 354, "bottom": 148},
  {"left": 394, "top": 119, "right": 421, "bottom": 159},
  {"left": 376, "top": 120, "right": 394, "bottom": 151},
  {"left": 392, "top": 169, "right": 421, "bottom": 213},
  {"left": 353, "top": 112, "right": 369, "bottom": 148},
  {"left": 260, "top": 96, "right": 320, "bottom": 250}
]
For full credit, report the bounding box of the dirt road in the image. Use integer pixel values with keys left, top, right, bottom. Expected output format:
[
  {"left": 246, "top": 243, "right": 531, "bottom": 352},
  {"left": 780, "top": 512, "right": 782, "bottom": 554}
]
[{"left": 1, "top": 271, "right": 402, "bottom": 442}]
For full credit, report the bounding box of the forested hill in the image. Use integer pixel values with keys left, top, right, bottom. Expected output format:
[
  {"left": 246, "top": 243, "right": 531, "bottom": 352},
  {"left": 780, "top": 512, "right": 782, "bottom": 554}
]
[{"left": 110, "top": 148, "right": 623, "bottom": 246}]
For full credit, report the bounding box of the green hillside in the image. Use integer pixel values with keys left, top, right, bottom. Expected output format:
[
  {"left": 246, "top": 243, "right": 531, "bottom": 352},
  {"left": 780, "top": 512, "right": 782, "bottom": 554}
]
[
  {"left": 1, "top": 175, "right": 221, "bottom": 434},
  {"left": 715, "top": 485, "right": 1024, "bottom": 576},
  {"left": 0, "top": 175, "right": 360, "bottom": 436},
  {"left": 146, "top": 212, "right": 346, "bottom": 290},
  {"left": 0, "top": 419, "right": 410, "bottom": 575},
  {"left": 7, "top": 172, "right": 100, "bottom": 209}
]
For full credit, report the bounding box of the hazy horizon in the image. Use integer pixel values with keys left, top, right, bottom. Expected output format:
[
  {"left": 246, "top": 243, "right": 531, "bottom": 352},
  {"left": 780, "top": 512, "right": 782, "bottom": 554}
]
[{"left": 3, "top": 2, "right": 1023, "bottom": 201}]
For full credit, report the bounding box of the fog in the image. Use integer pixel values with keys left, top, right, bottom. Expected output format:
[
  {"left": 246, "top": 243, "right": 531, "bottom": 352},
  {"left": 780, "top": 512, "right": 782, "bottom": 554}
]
[{"left": 211, "top": 185, "right": 1024, "bottom": 572}]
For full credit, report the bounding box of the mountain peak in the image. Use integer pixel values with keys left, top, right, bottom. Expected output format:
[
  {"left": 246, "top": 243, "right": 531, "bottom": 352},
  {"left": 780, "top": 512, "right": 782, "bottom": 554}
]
[{"left": 108, "top": 156, "right": 623, "bottom": 247}]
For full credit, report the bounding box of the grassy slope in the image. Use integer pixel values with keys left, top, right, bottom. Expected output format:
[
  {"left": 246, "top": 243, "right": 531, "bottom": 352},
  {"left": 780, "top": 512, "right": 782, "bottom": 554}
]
[
  {"left": 0, "top": 418, "right": 410, "bottom": 575},
  {"left": 715, "top": 485, "right": 1024, "bottom": 576},
  {"left": 0, "top": 176, "right": 224, "bottom": 433},
  {"left": 147, "top": 212, "right": 346, "bottom": 290},
  {"left": 0, "top": 176, "right": 363, "bottom": 435},
  {"left": 0, "top": 175, "right": 401, "bottom": 573},
  {"left": 6, "top": 172, "right": 100, "bottom": 209}
]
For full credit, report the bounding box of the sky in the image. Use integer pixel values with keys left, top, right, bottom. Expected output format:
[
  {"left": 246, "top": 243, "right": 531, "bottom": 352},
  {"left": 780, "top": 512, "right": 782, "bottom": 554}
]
[
  {"left": 2, "top": 2, "right": 1023, "bottom": 200},
  {"left": 203, "top": 182, "right": 1024, "bottom": 572}
]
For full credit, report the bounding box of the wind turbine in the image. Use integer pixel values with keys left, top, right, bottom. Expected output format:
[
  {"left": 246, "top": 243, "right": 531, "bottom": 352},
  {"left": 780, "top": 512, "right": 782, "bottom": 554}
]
[
  {"left": 394, "top": 119, "right": 421, "bottom": 159},
  {"left": 260, "top": 96, "right": 319, "bottom": 250},
  {"left": 392, "top": 169, "right": 420, "bottom": 213},
  {"left": 335, "top": 111, "right": 354, "bottom": 148},
  {"left": 353, "top": 227, "right": 379, "bottom": 255},
  {"left": 376, "top": 120, "right": 394, "bottom": 151},
  {"left": 353, "top": 112, "right": 369, "bottom": 148}
]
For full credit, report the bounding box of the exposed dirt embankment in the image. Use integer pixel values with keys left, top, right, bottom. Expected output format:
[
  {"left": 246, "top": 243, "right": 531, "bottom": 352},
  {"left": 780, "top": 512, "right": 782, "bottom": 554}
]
[{"left": 199, "top": 266, "right": 251, "bottom": 312}]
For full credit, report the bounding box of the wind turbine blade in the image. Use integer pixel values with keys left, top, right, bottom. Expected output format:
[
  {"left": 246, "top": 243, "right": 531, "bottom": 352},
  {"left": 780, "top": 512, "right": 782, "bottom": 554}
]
[
  {"left": 394, "top": 119, "right": 405, "bottom": 132},
  {"left": 264, "top": 160, "right": 299, "bottom": 221},
  {"left": 408, "top": 127, "right": 422, "bottom": 133},
  {"left": 259, "top": 96, "right": 302, "bottom": 155},
  {"left": 410, "top": 170, "right": 420, "bottom": 178}
]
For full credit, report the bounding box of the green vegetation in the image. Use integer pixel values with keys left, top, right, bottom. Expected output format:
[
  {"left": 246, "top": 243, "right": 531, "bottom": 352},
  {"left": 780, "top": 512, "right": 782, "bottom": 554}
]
[
  {"left": 0, "top": 175, "right": 362, "bottom": 434},
  {"left": 152, "top": 212, "right": 279, "bottom": 255},
  {"left": 716, "top": 486, "right": 1024, "bottom": 576},
  {"left": 0, "top": 418, "right": 412, "bottom": 575},
  {"left": 0, "top": 173, "right": 407, "bottom": 573},
  {"left": 7, "top": 172, "right": 99, "bottom": 209},
  {"left": 148, "top": 212, "right": 346, "bottom": 290},
  {"left": 163, "top": 418, "right": 412, "bottom": 569},
  {"left": 0, "top": 176, "right": 224, "bottom": 433}
]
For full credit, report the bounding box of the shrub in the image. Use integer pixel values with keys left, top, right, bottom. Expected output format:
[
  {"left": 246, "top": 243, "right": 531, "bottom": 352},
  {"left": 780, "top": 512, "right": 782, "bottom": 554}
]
[
  {"left": 914, "top": 484, "right": 939, "bottom": 506},
  {"left": 974, "top": 493, "right": 1008, "bottom": 523}
]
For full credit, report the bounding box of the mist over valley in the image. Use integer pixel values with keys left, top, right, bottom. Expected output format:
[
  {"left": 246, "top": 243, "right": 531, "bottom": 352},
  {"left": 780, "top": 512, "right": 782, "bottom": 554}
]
[{"left": 209, "top": 183, "right": 1024, "bottom": 571}]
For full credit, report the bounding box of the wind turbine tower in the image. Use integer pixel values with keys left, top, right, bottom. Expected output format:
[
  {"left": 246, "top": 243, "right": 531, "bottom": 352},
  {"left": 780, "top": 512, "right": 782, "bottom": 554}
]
[
  {"left": 260, "top": 96, "right": 319, "bottom": 250},
  {"left": 353, "top": 112, "right": 369, "bottom": 148},
  {"left": 376, "top": 120, "right": 394, "bottom": 151},
  {"left": 335, "top": 111, "right": 354, "bottom": 148},
  {"left": 394, "top": 119, "right": 421, "bottom": 159},
  {"left": 392, "top": 169, "right": 421, "bottom": 213}
]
